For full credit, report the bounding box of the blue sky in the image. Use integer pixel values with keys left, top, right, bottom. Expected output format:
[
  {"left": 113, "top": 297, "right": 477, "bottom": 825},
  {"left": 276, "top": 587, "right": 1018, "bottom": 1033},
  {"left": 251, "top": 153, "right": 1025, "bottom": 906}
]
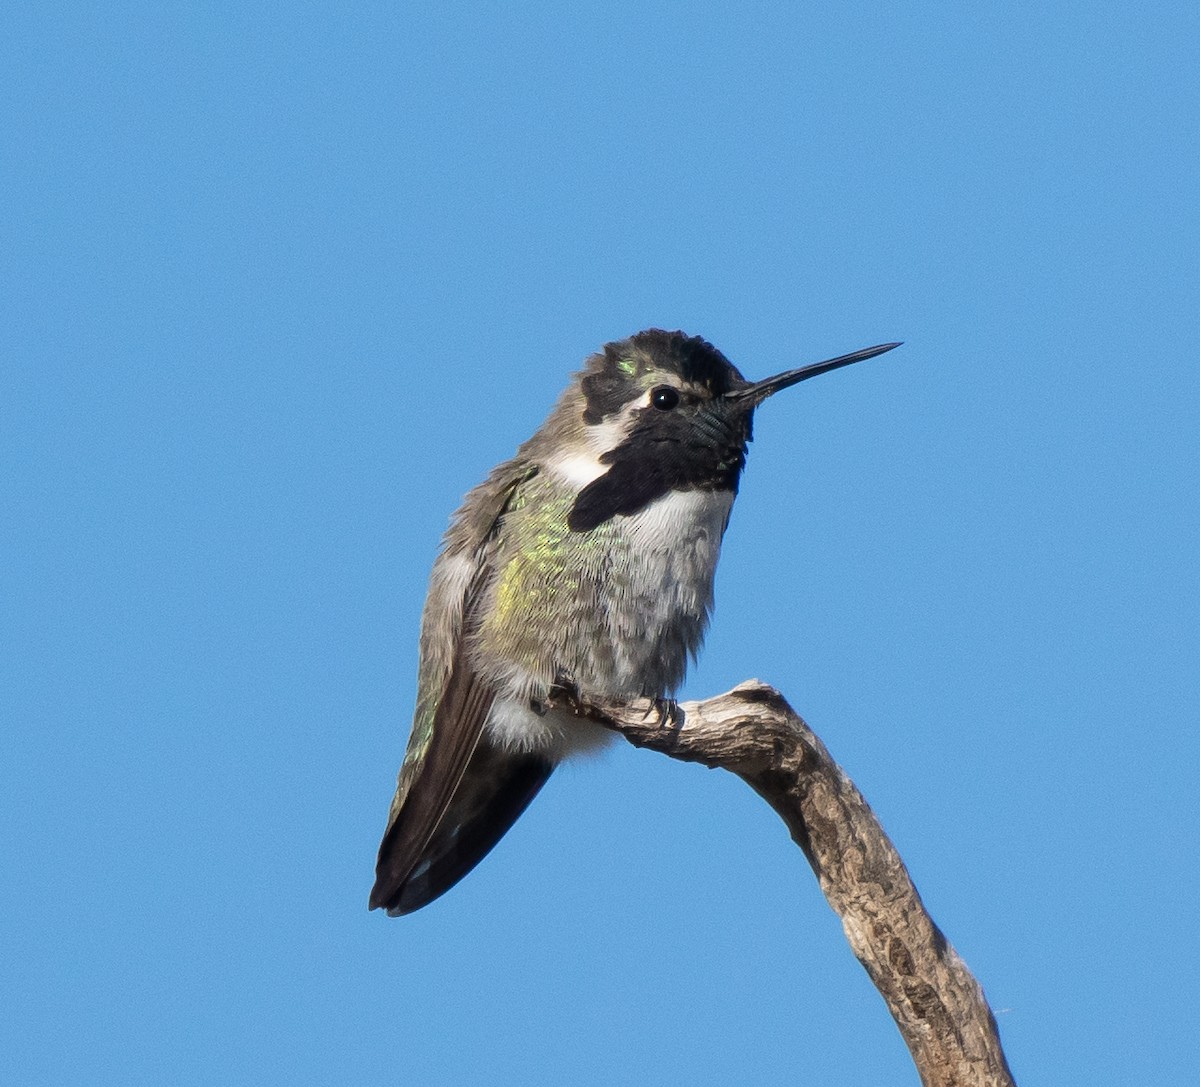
[{"left": 3, "top": 3, "right": 1198, "bottom": 1084}]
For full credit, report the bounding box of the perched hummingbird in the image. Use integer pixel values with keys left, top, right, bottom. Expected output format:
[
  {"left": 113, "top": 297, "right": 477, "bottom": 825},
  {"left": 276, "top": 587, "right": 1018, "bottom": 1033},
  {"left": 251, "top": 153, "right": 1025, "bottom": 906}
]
[{"left": 370, "top": 329, "right": 899, "bottom": 915}]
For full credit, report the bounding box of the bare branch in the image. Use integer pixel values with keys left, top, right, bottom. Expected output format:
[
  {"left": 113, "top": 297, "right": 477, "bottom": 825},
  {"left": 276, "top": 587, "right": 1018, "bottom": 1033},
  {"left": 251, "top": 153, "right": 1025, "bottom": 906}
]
[{"left": 556, "top": 680, "right": 1017, "bottom": 1087}]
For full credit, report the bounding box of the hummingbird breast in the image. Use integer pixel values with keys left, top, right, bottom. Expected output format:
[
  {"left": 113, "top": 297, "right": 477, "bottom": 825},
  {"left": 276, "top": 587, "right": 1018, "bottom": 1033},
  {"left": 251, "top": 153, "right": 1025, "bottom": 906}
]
[{"left": 468, "top": 473, "right": 733, "bottom": 753}]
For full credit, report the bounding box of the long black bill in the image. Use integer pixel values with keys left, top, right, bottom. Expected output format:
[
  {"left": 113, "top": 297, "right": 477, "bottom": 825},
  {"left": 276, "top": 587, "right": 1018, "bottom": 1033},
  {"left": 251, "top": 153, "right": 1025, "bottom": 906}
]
[{"left": 727, "top": 342, "right": 902, "bottom": 407}]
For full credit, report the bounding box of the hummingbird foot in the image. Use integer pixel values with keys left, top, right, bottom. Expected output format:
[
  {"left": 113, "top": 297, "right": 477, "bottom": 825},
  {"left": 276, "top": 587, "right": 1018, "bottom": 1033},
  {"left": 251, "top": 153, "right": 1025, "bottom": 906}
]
[
  {"left": 541, "top": 675, "right": 681, "bottom": 734},
  {"left": 646, "top": 696, "right": 683, "bottom": 732},
  {"left": 543, "top": 673, "right": 583, "bottom": 716}
]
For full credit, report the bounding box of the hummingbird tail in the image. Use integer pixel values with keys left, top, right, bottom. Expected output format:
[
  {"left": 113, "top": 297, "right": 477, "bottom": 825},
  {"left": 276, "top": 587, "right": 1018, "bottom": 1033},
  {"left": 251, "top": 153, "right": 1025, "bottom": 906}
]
[{"left": 369, "top": 741, "right": 553, "bottom": 916}]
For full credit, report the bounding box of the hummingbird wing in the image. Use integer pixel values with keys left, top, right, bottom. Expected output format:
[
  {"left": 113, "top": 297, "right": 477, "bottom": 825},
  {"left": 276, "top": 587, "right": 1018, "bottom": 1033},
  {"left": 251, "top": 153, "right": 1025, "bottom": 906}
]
[
  {"left": 370, "top": 461, "right": 550, "bottom": 915},
  {"left": 376, "top": 738, "right": 552, "bottom": 914}
]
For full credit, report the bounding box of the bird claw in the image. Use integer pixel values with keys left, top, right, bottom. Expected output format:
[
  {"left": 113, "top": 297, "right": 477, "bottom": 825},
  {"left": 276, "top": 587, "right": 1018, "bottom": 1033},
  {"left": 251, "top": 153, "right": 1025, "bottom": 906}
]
[
  {"left": 539, "top": 680, "right": 680, "bottom": 729},
  {"left": 645, "top": 697, "right": 682, "bottom": 731},
  {"left": 545, "top": 673, "right": 584, "bottom": 716}
]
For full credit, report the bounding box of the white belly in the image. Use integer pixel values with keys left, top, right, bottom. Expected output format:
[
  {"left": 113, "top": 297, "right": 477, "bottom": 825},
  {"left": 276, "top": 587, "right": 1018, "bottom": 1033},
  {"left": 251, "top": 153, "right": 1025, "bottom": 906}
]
[{"left": 485, "top": 696, "right": 615, "bottom": 759}]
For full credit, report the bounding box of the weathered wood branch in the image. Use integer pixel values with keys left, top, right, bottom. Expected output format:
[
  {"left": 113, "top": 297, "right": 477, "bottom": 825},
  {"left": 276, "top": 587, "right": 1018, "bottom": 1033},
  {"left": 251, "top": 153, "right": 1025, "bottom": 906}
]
[{"left": 555, "top": 680, "right": 1016, "bottom": 1087}]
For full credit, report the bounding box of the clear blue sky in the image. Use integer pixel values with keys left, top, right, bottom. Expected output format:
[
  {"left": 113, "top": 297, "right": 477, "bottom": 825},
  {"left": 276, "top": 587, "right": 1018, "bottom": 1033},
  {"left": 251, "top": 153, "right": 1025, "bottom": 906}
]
[{"left": 4, "top": 4, "right": 1198, "bottom": 1084}]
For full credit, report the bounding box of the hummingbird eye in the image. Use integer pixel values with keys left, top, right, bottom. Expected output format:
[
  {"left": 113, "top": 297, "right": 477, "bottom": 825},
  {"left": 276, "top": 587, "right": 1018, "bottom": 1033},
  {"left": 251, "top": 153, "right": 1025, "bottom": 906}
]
[{"left": 650, "top": 385, "right": 681, "bottom": 411}]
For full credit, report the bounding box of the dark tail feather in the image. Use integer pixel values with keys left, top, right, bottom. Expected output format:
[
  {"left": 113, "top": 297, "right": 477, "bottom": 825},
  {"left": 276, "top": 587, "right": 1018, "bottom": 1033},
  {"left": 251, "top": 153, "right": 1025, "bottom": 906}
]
[{"left": 370, "top": 743, "right": 553, "bottom": 916}]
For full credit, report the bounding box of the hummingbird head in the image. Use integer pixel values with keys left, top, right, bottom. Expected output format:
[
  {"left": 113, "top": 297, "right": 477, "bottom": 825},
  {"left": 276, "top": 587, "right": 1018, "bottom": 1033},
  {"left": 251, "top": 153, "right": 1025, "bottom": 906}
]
[{"left": 533, "top": 329, "right": 900, "bottom": 533}]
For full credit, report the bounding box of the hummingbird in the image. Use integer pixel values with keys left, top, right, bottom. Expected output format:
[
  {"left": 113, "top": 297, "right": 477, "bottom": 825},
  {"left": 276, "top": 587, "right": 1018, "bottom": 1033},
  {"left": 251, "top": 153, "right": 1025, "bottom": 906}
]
[{"left": 370, "top": 329, "right": 899, "bottom": 915}]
